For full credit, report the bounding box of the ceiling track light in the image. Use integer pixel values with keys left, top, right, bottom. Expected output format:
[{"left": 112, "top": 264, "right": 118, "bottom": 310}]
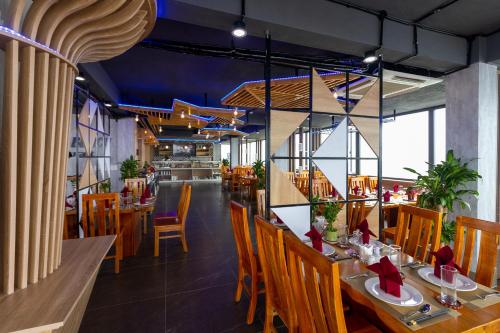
[
  {"left": 363, "top": 50, "right": 378, "bottom": 64},
  {"left": 188, "top": 122, "right": 191, "bottom": 129},
  {"left": 135, "top": 114, "right": 139, "bottom": 122},
  {"left": 231, "top": 118, "right": 235, "bottom": 125},
  {"left": 233, "top": 107, "right": 238, "bottom": 116},
  {"left": 181, "top": 111, "right": 185, "bottom": 119},
  {"left": 231, "top": 0, "right": 247, "bottom": 38},
  {"left": 159, "top": 126, "right": 162, "bottom": 133}
]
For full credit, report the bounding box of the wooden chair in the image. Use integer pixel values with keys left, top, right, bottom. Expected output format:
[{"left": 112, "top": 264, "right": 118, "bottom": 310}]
[
  {"left": 255, "top": 216, "right": 297, "bottom": 332},
  {"left": 347, "top": 195, "right": 366, "bottom": 234},
  {"left": 256, "top": 189, "right": 266, "bottom": 217},
  {"left": 81, "top": 193, "right": 123, "bottom": 274},
  {"left": 393, "top": 205, "right": 442, "bottom": 263},
  {"left": 284, "top": 232, "right": 381, "bottom": 333},
  {"left": 454, "top": 216, "right": 500, "bottom": 287},
  {"left": 153, "top": 184, "right": 191, "bottom": 255},
  {"left": 368, "top": 177, "right": 378, "bottom": 193},
  {"left": 229, "top": 201, "right": 263, "bottom": 324},
  {"left": 125, "top": 177, "right": 147, "bottom": 197},
  {"left": 349, "top": 176, "right": 367, "bottom": 194}
]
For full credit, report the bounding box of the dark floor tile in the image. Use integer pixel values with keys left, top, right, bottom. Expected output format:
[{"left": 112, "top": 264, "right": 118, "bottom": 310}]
[
  {"left": 80, "top": 297, "right": 165, "bottom": 333},
  {"left": 165, "top": 284, "right": 263, "bottom": 333},
  {"left": 87, "top": 263, "right": 166, "bottom": 310}
]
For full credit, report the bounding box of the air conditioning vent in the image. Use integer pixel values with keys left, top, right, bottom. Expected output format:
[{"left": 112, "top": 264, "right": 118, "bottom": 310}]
[{"left": 391, "top": 76, "right": 426, "bottom": 84}]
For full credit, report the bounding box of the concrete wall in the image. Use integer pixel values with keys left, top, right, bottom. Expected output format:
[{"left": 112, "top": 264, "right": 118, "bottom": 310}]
[
  {"left": 445, "top": 62, "right": 498, "bottom": 222},
  {"left": 110, "top": 118, "right": 137, "bottom": 192}
]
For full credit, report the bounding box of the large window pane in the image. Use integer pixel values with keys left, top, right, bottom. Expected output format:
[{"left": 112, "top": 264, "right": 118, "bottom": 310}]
[
  {"left": 221, "top": 142, "right": 230, "bottom": 161},
  {"left": 382, "top": 112, "right": 429, "bottom": 179},
  {"left": 434, "top": 108, "right": 446, "bottom": 164}
]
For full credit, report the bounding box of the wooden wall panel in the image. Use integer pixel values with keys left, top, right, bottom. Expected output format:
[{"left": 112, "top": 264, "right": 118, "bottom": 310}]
[{"left": 0, "top": 0, "right": 156, "bottom": 298}]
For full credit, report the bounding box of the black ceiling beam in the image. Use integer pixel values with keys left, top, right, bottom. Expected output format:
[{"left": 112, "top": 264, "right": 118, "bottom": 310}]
[
  {"left": 413, "top": 0, "right": 462, "bottom": 23},
  {"left": 324, "top": 0, "right": 467, "bottom": 38}
]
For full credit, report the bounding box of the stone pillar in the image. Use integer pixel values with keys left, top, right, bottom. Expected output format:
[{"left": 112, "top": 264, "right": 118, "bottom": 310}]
[
  {"left": 445, "top": 62, "right": 498, "bottom": 222},
  {"left": 230, "top": 137, "right": 239, "bottom": 168}
]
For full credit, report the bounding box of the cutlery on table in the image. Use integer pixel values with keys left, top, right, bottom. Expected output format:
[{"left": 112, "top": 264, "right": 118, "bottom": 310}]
[
  {"left": 406, "top": 308, "right": 449, "bottom": 326},
  {"left": 475, "top": 291, "right": 500, "bottom": 300},
  {"left": 346, "top": 273, "right": 369, "bottom": 280},
  {"left": 402, "top": 261, "right": 422, "bottom": 268},
  {"left": 400, "top": 304, "right": 431, "bottom": 321}
]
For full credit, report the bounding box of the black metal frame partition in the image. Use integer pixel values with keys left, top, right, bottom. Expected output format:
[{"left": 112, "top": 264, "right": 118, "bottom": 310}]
[{"left": 264, "top": 33, "right": 384, "bottom": 236}]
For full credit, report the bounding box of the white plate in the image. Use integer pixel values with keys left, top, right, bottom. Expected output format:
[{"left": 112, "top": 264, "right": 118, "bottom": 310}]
[
  {"left": 364, "top": 277, "right": 423, "bottom": 307},
  {"left": 305, "top": 241, "right": 336, "bottom": 256},
  {"left": 417, "top": 267, "right": 477, "bottom": 291}
]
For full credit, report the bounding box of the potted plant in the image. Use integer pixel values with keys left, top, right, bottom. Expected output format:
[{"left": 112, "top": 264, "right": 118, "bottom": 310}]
[
  {"left": 404, "top": 150, "right": 481, "bottom": 244},
  {"left": 100, "top": 180, "right": 111, "bottom": 193},
  {"left": 324, "top": 201, "right": 342, "bottom": 241},
  {"left": 252, "top": 160, "right": 265, "bottom": 190},
  {"left": 120, "top": 155, "right": 140, "bottom": 181}
]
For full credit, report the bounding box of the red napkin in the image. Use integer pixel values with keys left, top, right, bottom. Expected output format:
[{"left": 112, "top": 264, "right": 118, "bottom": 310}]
[
  {"left": 353, "top": 185, "right": 359, "bottom": 195},
  {"left": 430, "top": 246, "right": 464, "bottom": 279},
  {"left": 383, "top": 191, "right": 391, "bottom": 202},
  {"left": 357, "top": 219, "right": 376, "bottom": 244},
  {"left": 247, "top": 170, "right": 251, "bottom": 176},
  {"left": 65, "top": 200, "right": 73, "bottom": 208},
  {"left": 121, "top": 186, "right": 130, "bottom": 197},
  {"left": 393, "top": 184, "right": 399, "bottom": 193},
  {"left": 305, "top": 227, "right": 323, "bottom": 252},
  {"left": 331, "top": 188, "right": 337, "bottom": 197},
  {"left": 407, "top": 189, "right": 417, "bottom": 201},
  {"left": 368, "top": 256, "right": 403, "bottom": 297}
]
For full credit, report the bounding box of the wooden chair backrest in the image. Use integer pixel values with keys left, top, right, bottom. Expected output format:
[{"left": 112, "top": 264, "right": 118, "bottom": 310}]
[
  {"left": 394, "top": 205, "right": 442, "bottom": 263},
  {"left": 284, "top": 232, "right": 347, "bottom": 333},
  {"left": 256, "top": 189, "right": 266, "bottom": 217},
  {"left": 255, "top": 216, "right": 296, "bottom": 327},
  {"left": 81, "top": 193, "right": 120, "bottom": 238},
  {"left": 230, "top": 201, "right": 258, "bottom": 277},
  {"left": 347, "top": 195, "right": 365, "bottom": 234},
  {"left": 349, "top": 176, "right": 366, "bottom": 194},
  {"left": 177, "top": 184, "right": 191, "bottom": 230},
  {"left": 125, "top": 178, "right": 147, "bottom": 197},
  {"left": 285, "top": 172, "right": 295, "bottom": 182},
  {"left": 368, "top": 177, "right": 378, "bottom": 192},
  {"left": 454, "top": 216, "right": 500, "bottom": 287}
]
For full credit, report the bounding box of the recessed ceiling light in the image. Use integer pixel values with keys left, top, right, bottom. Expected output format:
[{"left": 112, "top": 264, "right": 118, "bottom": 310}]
[
  {"left": 75, "top": 75, "right": 85, "bottom": 81},
  {"left": 231, "top": 20, "right": 246, "bottom": 38},
  {"left": 363, "top": 51, "right": 377, "bottom": 64}
]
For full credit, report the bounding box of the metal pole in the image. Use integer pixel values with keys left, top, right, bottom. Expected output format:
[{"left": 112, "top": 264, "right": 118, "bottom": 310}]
[
  {"left": 308, "top": 67, "right": 313, "bottom": 227},
  {"left": 345, "top": 71, "right": 350, "bottom": 229},
  {"left": 378, "top": 55, "right": 384, "bottom": 237},
  {"left": 264, "top": 31, "right": 271, "bottom": 219}
]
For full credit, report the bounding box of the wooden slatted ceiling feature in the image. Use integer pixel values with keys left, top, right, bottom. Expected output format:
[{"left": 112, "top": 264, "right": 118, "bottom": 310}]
[
  {"left": 0, "top": 0, "right": 156, "bottom": 295},
  {"left": 119, "top": 100, "right": 245, "bottom": 138},
  {"left": 221, "top": 73, "right": 366, "bottom": 108}
]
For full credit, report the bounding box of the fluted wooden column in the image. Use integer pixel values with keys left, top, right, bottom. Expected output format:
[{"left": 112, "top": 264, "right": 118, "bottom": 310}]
[{"left": 0, "top": 0, "right": 156, "bottom": 295}]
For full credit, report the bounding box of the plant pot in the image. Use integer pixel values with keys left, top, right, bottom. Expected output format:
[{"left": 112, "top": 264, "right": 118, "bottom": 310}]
[{"left": 325, "top": 230, "right": 337, "bottom": 242}]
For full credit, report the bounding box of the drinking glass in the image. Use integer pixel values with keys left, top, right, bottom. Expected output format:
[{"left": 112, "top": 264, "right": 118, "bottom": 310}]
[
  {"left": 440, "top": 265, "right": 458, "bottom": 306},
  {"left": 389, "top": 245, "right": 402, "bottom": 271},
  {"left": 338, "top": 224, "right": 348, "bottom": 246}
]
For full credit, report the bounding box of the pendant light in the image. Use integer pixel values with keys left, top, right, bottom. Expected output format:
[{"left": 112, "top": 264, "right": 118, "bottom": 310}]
[{"left": 231, "top": 0, "right": 247, "bottom": 38}]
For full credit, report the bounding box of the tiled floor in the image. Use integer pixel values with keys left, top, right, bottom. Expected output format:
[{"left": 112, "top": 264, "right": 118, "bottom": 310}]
[{"left": 79, "top": 182, "right": 280, "bottom": 333}]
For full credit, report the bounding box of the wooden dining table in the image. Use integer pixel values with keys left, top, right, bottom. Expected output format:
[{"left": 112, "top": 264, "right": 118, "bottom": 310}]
[{"left": 325, "top": 241, "right": 500, "bottom": 332}]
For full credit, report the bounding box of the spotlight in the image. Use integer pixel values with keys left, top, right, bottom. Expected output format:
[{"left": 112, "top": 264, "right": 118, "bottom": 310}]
[
  {"left": 231, "top": 19, "right": 247, "bottom": 38},
  {"left": 181, "top": 112, "right": 185, "bottom": 119},
  {"left": 104, "top": 102, "right": 112, "bottom": 107},
  {"left": 203, "top": 146, "right": 206, "bottom": 149},
  {"left": 363, "top": 50, "right": 377, "bottom": 64},
  {"left": 159, "top": 127, "right": 162, "bottom": 133},
  {"left": 233, "top": 126, "right": 237, "bottom": 131},
  {"left": 165, "top": 145, "right": 169, "bottom": 149},
  {"left": 198, "top": 129, "right": 201, "bottom": 134},
  {"left": 75, "top": 75, "right": 85, "bottom": 81},
  {"left": 206, "top": 133, "right": 210, "bottom": 139},
  {"left": 188, "top": 122, "right": 191, "bottom": 129},
  {"left": 135, "top": 115, "right": 139, "bottom": 122},
  {"left": 231, "top": 118, "right": 235, "bottom": 125},
  {"left": 144, "top": 130, "right": 147, "bottom": 134},
  {"left": 333, "top": 91, "right": 338, "bottom": 99},
  {"left": 233, "top": 108, "right": 238, "bottom": 116}
]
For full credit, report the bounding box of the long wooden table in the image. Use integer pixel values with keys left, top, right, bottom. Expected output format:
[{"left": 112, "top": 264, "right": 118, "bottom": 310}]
[{"left": 328, "top": 243, "right": 500, "bottom": 332}]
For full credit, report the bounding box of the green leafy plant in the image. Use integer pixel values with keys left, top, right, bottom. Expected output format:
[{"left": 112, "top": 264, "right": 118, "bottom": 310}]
[
  {"left": 120, "top": 155, "right": 140, "bottom": 181},
  {"left": 222, "top": 158, "right": 230, "bottom": 167},
  {"left": 310, "top": 195, "right": 320, "bottom": 224},
  {"left": 100, "top": 180, "right": 111, "bottom": 193},
  {"left": 252, "top": 159, "right": 265, "bottom": 190},
  {"left": 324, "top": 201, "right": 341, "bottom": 232},
  {"left": 404, "top": 149, "right": 481, "bottom": 243}
]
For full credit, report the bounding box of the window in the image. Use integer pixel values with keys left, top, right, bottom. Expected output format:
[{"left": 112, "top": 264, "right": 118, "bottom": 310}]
[
  {"left": 221, "top": 142, "right": 230, "bottom": 161},
  {"left": 248, "top": 141, "right": 257, "bottom": 165},
  {"left": 260, "top": 140, "right": 266, "bottom": 160},
  {"left": 241, "top": 141, "right": 247, "bottom": 165},
  {"left": 359, "top": 134, "right": 377, "bottom": 176},
  {"left": 434, "top": 108, "right": 446, "bottom": 164},
  {"left": 382, "top": 112, "right": 429, "bottom": 179}
]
